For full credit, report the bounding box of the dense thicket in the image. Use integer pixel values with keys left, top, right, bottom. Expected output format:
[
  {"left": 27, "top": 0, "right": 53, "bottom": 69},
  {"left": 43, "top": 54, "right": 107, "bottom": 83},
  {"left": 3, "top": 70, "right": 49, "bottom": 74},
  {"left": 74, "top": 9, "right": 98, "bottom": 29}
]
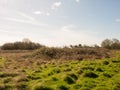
[
  {"left": 1, "top": 39, "right": 43, "bottom": 50},
  {"left": 30, "top": 47, "right": 109, "bottom": 60},
  {"left": 101, "top": 38, "right": 120, "bottom": 49}
]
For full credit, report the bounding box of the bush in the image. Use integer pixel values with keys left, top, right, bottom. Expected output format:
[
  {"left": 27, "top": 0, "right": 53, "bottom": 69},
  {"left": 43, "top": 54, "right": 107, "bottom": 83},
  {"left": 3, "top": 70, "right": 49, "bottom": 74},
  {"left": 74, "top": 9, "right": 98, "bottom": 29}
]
[
  {"left": 101, "top": 38, "right": 120, "bottom": 49},
  {"left": 31, "top": 47, "right": 110, "bottom": 60},
  {"left": 1, "top": 40, "right": 43, "bottom": 50},
  {"left": 32, "top": 47, "right": 62, "bottom": 59}
]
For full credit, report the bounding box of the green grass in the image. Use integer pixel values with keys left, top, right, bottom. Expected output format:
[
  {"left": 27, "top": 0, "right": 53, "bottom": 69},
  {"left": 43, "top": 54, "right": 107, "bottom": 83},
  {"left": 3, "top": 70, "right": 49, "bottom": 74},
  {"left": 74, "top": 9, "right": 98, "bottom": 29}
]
[{"left": 0, "top": 52, "right": 120, "bottom": 90}]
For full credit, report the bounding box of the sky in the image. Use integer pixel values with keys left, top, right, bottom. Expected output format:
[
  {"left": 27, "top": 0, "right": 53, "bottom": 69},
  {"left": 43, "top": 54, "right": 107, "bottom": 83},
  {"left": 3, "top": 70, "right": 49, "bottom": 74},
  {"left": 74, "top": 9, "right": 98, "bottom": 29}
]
[{"left": 0, "top": 0, "right": 120, "bottom": 47}]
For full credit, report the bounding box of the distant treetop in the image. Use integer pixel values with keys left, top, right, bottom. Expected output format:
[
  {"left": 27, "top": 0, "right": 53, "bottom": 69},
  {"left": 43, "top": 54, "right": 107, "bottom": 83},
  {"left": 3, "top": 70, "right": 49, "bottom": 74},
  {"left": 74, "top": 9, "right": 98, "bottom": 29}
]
[{"left": 1, "top": 39, "right": 43, "bottom": 50}]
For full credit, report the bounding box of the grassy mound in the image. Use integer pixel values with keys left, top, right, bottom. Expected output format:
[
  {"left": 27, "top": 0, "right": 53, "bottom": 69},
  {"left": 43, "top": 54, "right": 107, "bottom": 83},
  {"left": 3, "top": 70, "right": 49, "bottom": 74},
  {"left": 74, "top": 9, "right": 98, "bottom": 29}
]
[{"left": 30, "top": 47, "right": 110, "bottom": 60}]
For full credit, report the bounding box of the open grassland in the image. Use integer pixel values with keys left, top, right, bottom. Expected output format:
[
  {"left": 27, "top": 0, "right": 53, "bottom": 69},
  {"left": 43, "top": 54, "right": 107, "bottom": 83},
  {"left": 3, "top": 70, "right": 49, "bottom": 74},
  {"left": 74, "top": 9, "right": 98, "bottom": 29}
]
[{"left": 0, "top": 50, "right": 120, "bottom": 90}]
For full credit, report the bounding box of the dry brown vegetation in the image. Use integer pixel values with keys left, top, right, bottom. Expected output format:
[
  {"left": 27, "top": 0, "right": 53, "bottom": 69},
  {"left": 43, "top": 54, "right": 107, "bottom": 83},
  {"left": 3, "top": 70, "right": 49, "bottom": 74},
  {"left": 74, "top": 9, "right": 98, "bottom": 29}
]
[
  {"left": 29, "top": 47, "right": 110, "bottom": 60},
  {"left": 0, "top": 49, "right": 119, "bottom": 90},
  {"left": 0, "top": 47, "right": 111, "bottom": 75},
  {"left": 0, "top": 39, "right": 119, "bottom": 90}
]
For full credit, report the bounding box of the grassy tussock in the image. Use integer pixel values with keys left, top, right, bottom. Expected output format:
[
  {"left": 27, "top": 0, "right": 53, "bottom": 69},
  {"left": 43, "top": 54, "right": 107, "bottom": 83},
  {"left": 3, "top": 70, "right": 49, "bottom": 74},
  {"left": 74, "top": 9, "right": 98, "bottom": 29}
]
[{"left": 0, "top": 50, "right": 119, "bottom": 90}]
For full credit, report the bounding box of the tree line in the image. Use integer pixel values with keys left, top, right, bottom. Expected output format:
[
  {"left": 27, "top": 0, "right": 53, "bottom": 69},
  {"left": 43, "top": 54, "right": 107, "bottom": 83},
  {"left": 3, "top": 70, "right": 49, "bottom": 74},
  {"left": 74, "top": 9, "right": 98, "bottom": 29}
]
[
  {"left": 101, "top": 38, "right": 120, "bottom": 49},
  {"left": 0, "top": 38, "right": 120, "bottom": 50},
  {"left": 0, "top": 39, "right": 43, "bottom": 50}
]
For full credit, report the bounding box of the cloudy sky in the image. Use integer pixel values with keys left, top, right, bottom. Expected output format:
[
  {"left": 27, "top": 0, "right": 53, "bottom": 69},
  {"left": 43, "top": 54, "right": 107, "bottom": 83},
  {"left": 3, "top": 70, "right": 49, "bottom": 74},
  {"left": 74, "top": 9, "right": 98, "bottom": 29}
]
[{"left": 0, "top": 0, "right": 120, "bottom": 46}]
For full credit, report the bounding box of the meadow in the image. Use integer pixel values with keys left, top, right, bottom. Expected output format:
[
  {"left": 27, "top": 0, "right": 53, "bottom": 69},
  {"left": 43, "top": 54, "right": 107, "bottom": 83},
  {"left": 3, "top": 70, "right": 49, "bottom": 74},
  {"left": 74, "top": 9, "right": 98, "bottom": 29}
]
[{"left": 0, "top": 49, "right": 120, "bottom": 90}]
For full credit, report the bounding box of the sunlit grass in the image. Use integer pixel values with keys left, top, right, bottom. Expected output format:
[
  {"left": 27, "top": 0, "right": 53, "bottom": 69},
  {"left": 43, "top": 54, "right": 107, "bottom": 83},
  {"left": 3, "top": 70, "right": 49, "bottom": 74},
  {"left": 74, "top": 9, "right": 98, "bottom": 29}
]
[{"left": 0, "top": 51, "right": 120, "bottom": 90}]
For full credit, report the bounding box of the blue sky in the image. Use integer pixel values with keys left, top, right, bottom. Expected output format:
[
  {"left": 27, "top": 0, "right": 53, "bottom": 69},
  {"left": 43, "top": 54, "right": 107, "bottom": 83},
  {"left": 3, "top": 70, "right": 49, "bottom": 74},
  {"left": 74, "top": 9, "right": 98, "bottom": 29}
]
[{"left": 0, "top": 0, "right": 120, "bottom": 46}]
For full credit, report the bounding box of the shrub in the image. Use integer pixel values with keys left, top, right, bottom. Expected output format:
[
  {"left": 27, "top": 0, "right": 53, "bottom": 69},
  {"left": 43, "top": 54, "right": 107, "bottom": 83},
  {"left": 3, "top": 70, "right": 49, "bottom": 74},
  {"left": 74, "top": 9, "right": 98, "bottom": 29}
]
[
  {"left": 101, "top": 38, "right": 120, "bottom": 49},
  {"left": 1, "top": 40, "right": 43, "bottom": 50},
  {"left": 32, "top": 47, "right": 61, "bottom": 59},
  {"left": 31, "top": 46, "right": 110, "bottom": 60}
]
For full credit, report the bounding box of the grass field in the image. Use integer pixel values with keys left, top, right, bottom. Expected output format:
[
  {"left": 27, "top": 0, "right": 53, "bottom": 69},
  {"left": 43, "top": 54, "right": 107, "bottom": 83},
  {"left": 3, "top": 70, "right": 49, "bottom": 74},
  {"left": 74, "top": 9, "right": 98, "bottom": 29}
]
[{"left": 0, "top": 50, "right": 120, "bottom": 90}]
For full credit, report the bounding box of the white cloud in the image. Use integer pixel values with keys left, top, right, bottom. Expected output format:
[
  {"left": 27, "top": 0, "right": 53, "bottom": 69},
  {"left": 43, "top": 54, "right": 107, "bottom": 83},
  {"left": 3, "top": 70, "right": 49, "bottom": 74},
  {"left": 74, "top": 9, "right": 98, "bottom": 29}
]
[
  {"left": 75, "top": 0, "right": 80, "bottom": 3},
  {"left": 33, "top": 11, "right": 43, "bottom": 15},
  {"left": 33, "top": 11, "right": 50, "bottom": 16},
  {"left": 0, "top": 28, "right": 24, "bottom": 35},
  {"left": 51, "top": 2, "right": 62, "bottom": 10},
  {"left": 46, "top": 12, "right": 50, "bottom": 16},
  {"left": 1, "top": 10, "right": 47, "bottom": 26},
  {"left": 0, "top": 0, "right": 15, "bottom": 7},
  {"left": 115, "top": 19, "right": 120, "bottom": 22},
  {"left": 0, "top": 10, "right": 48, "bottom": 26},
  {"left": 3, "top": 17, "right": 30, "bottom": 23},
  {"left": 61, "top": 25, "right": 76, "bottom": 32},
  {"left": 2, "top": 17, "right": 46, "bottom": 26},
  {"left": 17, "top": 11, "right": 35, "bottom": 21}
]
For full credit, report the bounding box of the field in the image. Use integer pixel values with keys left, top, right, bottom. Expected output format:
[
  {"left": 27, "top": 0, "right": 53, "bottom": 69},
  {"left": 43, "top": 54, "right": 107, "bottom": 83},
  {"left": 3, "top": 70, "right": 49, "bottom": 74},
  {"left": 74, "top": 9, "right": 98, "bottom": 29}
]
[{"left": 0, "top": 50, "right": 120, "bottom": 90}]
